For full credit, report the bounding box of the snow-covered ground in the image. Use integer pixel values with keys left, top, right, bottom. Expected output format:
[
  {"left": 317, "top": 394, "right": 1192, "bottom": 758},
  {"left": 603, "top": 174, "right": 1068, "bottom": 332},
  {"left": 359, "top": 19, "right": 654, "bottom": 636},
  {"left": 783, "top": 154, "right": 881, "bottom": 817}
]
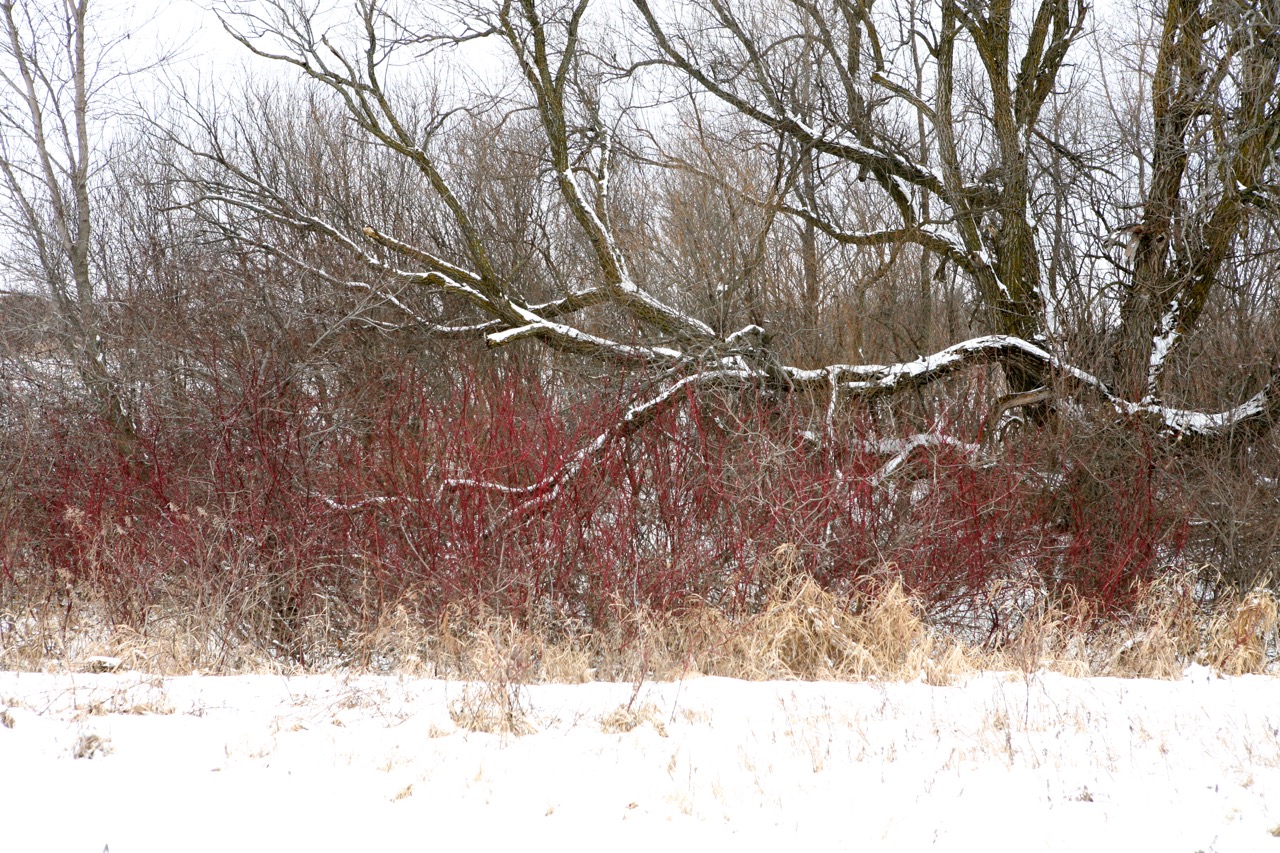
[{"left": 2, "top": 668, "right": 1279, "bottom": 852}]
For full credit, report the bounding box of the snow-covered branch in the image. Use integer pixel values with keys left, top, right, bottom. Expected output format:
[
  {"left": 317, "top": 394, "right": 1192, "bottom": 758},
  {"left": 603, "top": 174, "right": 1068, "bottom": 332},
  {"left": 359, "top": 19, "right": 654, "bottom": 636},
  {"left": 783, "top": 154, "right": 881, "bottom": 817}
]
[
  {"left": 467, "top": 367, "right": 753, "bottom": 536},
  {"left": 790, "top": 335, "right": 1280, "bottom": 445},
  {"left": 861, "top": 434, "right": 987, "bottom": 486}
]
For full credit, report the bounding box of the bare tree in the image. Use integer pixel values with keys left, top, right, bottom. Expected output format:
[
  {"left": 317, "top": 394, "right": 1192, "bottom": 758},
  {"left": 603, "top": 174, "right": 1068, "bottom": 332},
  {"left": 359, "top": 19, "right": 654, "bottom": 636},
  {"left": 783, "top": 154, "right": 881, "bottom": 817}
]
[
  {"left": 1110, "top": 0, "right": 1280, "bottom": 410},
  {"left": 188, "top": 0, "right": 1280, "bottom": 528},
  {"left": 632, "top": 0, "right": 1280, "bottom": 440},
  {"left": 0, "top": 0, "right": 134, "bottom": 441}
]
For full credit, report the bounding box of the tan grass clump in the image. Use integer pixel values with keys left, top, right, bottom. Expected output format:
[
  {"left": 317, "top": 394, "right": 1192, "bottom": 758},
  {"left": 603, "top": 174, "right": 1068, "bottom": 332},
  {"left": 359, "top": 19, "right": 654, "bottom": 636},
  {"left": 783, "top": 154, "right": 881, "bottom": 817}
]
[
  {"left": 739, "top": 574, "right": 927, "bottom": 680},
  {"left": 996, "top": 596, "right": 1093, "bottom": 677},
  {"left": 661, "top": 546, "right": 973, "bottom": 682},
  {"left": 1001, "top": 575, "right": 1279, "bottom": 679},
  {"left": 599, "top": 703, "right": 668, "bottom": 736},
  {"left": 448, "top": 681, "right": 536, "bottom": 736},
  {"left": 436, "top": 608, "right": 543, "bottom": 735},
  {"left": 430, "top": 602, "right": 597, "bottom": 682},
  {"left": 1203, "top": 587, "right": 1280, "bottom": 676}
]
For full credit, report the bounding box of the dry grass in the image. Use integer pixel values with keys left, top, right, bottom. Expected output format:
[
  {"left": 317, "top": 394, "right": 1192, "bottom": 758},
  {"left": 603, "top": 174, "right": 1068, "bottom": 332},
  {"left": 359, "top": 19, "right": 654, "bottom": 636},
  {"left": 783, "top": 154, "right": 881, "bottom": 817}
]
[
  {"left": 682, "top": 573, "right": 959, "bottom": 682},
  {"left": 0, "top": 597, "right": 314, "bottom": 675},
  {"left": 1205, "top": 587, "right": 1280, "bottom": 676},
  {"left": 448, "top": 682, "right": 536, "bottom": 736},
  {"left": 73, "top": 679, "right": 175, "bottom": 718},
  {"left": 977, "top": 571, "right": 1280, "bottom": 680},
  {"left": 2, "top": 558, "right": 1276, "bottom": 685},
  {"left": 599, "top": 703, "right": 668, "bottom": 736},
  {"left": 71, "top": 733, "right": 111, "bottom": 759}
]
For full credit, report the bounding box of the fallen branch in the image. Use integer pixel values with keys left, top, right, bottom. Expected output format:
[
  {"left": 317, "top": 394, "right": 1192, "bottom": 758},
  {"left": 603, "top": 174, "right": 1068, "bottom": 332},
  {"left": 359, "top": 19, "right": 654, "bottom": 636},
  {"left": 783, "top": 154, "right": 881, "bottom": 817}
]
[{"left": 322, "top": 336, "right": 1279, "bottom": 522}]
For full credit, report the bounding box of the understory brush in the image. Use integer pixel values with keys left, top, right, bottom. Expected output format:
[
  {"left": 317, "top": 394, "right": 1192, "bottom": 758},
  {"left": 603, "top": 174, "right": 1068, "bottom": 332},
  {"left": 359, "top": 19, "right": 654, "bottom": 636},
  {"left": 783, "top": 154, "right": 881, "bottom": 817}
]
[{"left": 0, "top": 361, "right": 1276, "bottom": 678}]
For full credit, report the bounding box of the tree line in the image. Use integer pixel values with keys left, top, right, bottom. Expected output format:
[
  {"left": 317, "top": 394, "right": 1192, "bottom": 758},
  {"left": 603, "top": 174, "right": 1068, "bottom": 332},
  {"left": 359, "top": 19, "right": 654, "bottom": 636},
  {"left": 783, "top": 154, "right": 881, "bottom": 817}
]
[{"left": 2, "top": 0, "right": 1278, "bottom": 649}]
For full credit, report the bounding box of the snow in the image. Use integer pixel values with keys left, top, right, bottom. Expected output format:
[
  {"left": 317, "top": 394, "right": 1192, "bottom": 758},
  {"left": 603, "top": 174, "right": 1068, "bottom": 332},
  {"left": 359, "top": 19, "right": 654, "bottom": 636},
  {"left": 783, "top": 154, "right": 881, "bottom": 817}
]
[
  {"left": 920, "top": 225, "right": 968, "bottom": 259},
  {"left": 2, "top": 669, "right": 1278, "bottom": 852},
  {"left": 1131, "top": 394, "right": 1270, "bottom": 437},
  {"left": 485, "top": 316, "right": 687, "bottom": 363},
  {"left": 800, "top": 330, "right": 1274, "bottom": 443},
  {"left": 861, "top": 433, "right": 984, "bottom": 485},
  {"left": 1147, "top": 302, "right": 1181, "bottom": 398}
]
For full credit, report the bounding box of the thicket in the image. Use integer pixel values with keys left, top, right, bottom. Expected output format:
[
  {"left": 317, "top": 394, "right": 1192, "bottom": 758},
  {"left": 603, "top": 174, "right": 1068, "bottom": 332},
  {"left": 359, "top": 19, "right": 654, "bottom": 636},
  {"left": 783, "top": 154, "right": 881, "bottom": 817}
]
[
  {"left": 0, "top": 329, "right": 1273, "bottom": 671},
  {"left": 1, "top": 0, "right": 1279, "bottom": 674}
]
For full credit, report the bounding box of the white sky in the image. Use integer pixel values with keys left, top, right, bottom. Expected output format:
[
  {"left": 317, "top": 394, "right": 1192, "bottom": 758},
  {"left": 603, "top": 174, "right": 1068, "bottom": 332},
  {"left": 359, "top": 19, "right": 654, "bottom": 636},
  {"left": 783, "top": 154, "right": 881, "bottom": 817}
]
[{"left": 126, "top": 0, "right": 288, "bottom": 87}]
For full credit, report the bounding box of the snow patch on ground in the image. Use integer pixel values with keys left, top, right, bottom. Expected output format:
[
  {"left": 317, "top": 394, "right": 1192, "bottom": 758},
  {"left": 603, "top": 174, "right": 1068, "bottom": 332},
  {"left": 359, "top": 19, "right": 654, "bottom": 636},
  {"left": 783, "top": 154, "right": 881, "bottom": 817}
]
[{"left": 1, "top": 670, "right": 1278, "bottom": 851}]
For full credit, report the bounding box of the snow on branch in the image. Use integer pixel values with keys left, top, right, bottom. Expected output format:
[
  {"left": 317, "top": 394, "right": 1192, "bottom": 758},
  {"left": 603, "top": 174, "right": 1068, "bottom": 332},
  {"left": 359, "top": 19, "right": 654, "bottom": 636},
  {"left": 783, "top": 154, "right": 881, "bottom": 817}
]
[
  {"left": 784, "top": 335, "right": 1069, "bottom": 397},
  {"left": 462, "top": 367, "right": 754, "bottom": 537},
  {"left": 1128, "top": 389, "right": 1280, "bottom": 446},
  {"left": 321, "top": 337, "right": 1279, "bottom": 526},
  {"left": 360, "top": 226, "right": 485, "bottom": 288},
  {"left": 555, "top": 165, "right": 718, "bottom": 344},
  {"left": 1146, "top": 301, "right": 1181, "bottom": 401},
  {"left": 789, "top": 334, "right": 1280, "bottom": 444},
  {"left": 321, "top": 370, "right": 750, "bottom": 525},
  {"left": 860, "top": 434, "right": 986, "bottom": 486},
  {"left": 485, "top": 312, "right": 690, "bottom": 365}
]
